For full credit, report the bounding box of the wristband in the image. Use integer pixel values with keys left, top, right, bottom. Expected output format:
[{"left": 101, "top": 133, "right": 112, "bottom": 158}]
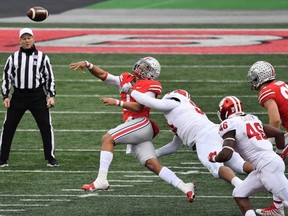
[
  {"left": 276, "top": 148, "right": 283, "bottom": 154},
  {"left": 116, "top": 100, "right": 124, "bottom": 107},
  {"left": 85, "top": 61, "right": 94, "bottom": 70},
  {"left": 211, "top": 155, "right": 216, "bottom": 162}
]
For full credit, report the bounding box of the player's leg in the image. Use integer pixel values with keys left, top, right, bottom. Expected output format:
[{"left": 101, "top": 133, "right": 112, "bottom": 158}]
[
  {"left": 233, "top": 170, "right": 264, "bottom": 215},
  {"left": 132, "top": 140, "right": 195, "bottom": 203},
  {"left": 256, "top": 158, "right": 287, "bottom": 216},
  {"left": 82, "top": 117, "right": 153, "bottom": 191},
  {"left": 225, "top": 151, "right": 254, "bottom": 174},
  {"left": 195, "top": 127, "right": 243, "bottom": 186},
  {"left": 0, "top": 98, "right": 26, "bottom": 166}
]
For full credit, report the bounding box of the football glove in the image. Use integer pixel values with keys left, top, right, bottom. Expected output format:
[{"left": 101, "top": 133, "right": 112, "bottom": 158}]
[
  {"left": 121, "top": 82, "right": 133, "bottom": 94},
  {"left": 208, "top": 151, "right": 217, "bottom": 162}
]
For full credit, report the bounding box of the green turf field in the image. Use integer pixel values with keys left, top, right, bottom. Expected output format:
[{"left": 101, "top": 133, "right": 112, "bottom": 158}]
[
  {"left": 0, "top": 1, "right": 288, "bottom": 215},
  {"left": 87, "top": 0, "right": 288, "bottom": 10},
  {"left": 0, "top": 53, "right": 287, "bottom": 216}
]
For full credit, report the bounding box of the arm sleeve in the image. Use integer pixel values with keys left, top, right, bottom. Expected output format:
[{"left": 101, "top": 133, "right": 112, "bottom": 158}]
[
  {"left": 1, "top": 57, "right": 12, "bottom": 99},
  {"left": 155, "top": 135, "right": 183, "bottom": 157},
  {"left": 44, "top": 55, "right": 56, "bottom": 97},
  {"left": 131, "top": 90, "right": 179, "bottom": 111},
  {"left": 103, "top": 73, "right": 121, "bottom": 89}
]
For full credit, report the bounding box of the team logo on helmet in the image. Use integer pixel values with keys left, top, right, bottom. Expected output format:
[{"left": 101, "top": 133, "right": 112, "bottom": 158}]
[
  {"left": 133, "top": 57, "right": 161, "bottom": 80},
  {"left": 247, "top": 61, "right": 275, "bottom": 91},
  {"left": 217, "top": 96, "right": 244, "bottom": 121},
  {"left": 173, "top": 89, "right": 190, "bottom": 99}
]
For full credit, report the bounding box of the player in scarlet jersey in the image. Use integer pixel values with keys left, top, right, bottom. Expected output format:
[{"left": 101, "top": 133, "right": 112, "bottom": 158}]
[
  {"left": 69, "top": 57, "right": 195, "bottom": 202},
  {"left": 247, "top": 61, "right": 288, "bottom": 215}
]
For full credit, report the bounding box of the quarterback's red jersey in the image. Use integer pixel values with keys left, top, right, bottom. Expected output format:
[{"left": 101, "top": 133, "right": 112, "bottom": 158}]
[
  {"left": 119, "top": 72, "right": 162, "bottom": 122},
  {"left": 258, "top": 80, "right": 288, "bottom": 131}
]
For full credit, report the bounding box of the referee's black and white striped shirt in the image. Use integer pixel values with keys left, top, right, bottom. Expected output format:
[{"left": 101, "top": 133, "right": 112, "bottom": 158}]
[{"left": 1, "top": 45, "right": 56, "bottom": 99}]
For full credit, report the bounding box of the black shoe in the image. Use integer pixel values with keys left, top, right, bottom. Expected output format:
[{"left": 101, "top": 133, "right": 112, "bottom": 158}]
[
  {"left": 47, "top": 158, "right": 59, "bottom": 167},
  {"left": 0, "top": 159, "right": 8, "bottom": 167}
]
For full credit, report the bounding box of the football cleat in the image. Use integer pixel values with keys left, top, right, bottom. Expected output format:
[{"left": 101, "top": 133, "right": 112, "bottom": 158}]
[
  {"left": 185, "top": 183, "right": 196, "bottom": 203},
  {"left": 82, "top": 180, "right": 110, "bottom": 192},
  {"left": 256, "top": 203, "right": 285, "bottom": 216}
]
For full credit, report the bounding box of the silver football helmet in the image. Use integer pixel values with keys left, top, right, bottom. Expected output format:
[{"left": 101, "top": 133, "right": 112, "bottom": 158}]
[
  {"left": 247, "top": 61, "right": 275, "bottom": 91},
  {"left": 132, "top": 57, "right": 161, "bottom": 80}
]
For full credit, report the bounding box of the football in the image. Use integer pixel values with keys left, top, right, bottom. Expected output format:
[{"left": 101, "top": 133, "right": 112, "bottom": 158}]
[{"left": 26, "top": 6, "right": 49, "bottom": 22}]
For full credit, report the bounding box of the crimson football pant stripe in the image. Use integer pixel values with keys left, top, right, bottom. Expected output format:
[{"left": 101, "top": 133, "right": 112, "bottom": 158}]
[{"left": 110, "top": 118, "right": 150, "bottom": 141}]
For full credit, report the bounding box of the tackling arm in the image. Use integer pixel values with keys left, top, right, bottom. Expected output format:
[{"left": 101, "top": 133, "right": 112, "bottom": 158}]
[
  {"left": 155, "top": 135, "right": 183, "bottom": 157},
  {"left": 130, "top": 90, "right": 178, "bottom": 111}
]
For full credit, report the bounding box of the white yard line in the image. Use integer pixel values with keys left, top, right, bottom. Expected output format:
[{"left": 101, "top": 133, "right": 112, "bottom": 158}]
[
  {"left": 0, "top": 204, "right": 48, "bottom": 207},
  {"left": 0, "top": 194, "right": 272, "bottom": 199},
  {"left": 20, "top": 199, "right": 71, "bottom": 202}
]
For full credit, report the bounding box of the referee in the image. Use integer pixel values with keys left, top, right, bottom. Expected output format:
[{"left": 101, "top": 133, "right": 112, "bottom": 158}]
[{"left": 0, "top": 28, "right": 58, "bottom": 167}]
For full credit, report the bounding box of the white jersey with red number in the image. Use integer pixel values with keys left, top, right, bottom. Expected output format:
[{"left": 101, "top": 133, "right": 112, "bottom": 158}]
[
  {"left": 104, "top": 72, "right": 162, "bottom": 122},
  {"left": 131, "top": 90, "right": 215, "bottom": 146},
  {"left": 219, "top": 114, "right": 277, "bottom": 170},
  {"left": 258, "top": 80, "right": 288, "bottom": 131}
]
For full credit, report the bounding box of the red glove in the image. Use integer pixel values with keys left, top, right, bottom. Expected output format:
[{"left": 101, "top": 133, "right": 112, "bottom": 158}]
[
  {"left": 208, "top": 151, "right": 217, "bottom": 162},
  {"left": 281, "top": 146, "right": 288, "bottom": 160}
]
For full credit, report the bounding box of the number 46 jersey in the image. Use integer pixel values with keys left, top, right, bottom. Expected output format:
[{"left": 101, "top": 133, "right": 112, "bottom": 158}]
[{"left": 219, "top": 114, "right": 276, "bottom": 170}]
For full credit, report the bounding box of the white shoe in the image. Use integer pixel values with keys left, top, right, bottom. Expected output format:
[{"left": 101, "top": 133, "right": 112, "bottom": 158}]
[
  {"left": 256, "top": 203, "right": 285, "bottom": 216},
  {"left": 185, "top": 183, "right": 195, "bottom": 203}
]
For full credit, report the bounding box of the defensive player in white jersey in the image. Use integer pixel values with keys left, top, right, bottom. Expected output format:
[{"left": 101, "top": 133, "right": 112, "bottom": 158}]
[
  {"left": 120, "top": 86, "right": 253, "bottom": 187},
  {"left": 70, "top": 57, "right": 195, "bottom": 203},
  {"left": 247, "top": 61, "right": 288, "bottom": 215},
  {"left": 208, "top": 96, "right": 288, "bottom": 216}
]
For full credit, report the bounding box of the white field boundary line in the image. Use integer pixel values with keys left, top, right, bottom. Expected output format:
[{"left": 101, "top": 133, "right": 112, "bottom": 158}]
[{"left": 0, "top": 194, "right": 272, "bottom": 199}]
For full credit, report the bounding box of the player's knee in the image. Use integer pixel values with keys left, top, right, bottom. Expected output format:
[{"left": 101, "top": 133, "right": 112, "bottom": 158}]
[
  {"left": 101, "top": 133, "right": 115, "bottom": 151},
  {"left": 102, "top": 133, "right": 114, "bottom": 144},
  {"left": 145, "top": 158, "right": 161, "bottom": 174}
]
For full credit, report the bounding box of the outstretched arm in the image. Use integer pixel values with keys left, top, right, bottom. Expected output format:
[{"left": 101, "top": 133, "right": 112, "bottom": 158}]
[
  {"left": 155, "top": 135, "right": 183, "bottom": 157},
  {"left": 69, "top": 61, "right": 108, "bottom": 81},
  {"left": 130, "top": 90, "right": 179, "bottom": 112}
]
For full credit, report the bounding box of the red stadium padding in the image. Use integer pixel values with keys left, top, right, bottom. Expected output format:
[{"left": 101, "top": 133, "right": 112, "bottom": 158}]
[{"left": 1, "top": 28, "right": 288, "bottom": 54}]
